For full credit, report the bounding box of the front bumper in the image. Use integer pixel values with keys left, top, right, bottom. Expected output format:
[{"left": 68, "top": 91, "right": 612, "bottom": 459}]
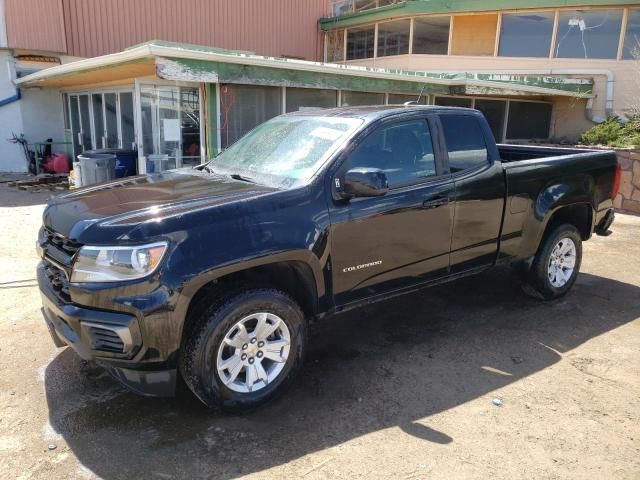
[{"left": 38, "top": 263, "right": 176, "bottom": 397}]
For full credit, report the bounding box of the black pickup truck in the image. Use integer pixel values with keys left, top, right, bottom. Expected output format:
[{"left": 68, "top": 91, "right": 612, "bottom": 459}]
[{"left": 37, "top": 106, "right": 620, "bottom": 409}]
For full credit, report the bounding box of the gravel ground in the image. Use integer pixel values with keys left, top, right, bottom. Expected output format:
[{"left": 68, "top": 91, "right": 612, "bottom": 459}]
[{"left": 0, "top": 181, "right": 639, "bottom": 480}]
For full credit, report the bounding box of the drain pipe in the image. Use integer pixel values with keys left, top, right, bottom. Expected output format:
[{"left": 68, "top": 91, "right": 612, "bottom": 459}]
[{"left": 0, "top": 87, "right": 20, "bottom": 107}]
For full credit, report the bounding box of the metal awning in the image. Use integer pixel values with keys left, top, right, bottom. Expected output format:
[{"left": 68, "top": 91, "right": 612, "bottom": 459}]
[{"left": 15, "top": 41, "right": 593, "bottom": 98}]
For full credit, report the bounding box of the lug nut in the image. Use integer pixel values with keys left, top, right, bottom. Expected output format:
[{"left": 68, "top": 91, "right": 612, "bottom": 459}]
[
  {"left": 241, "top": 353, "right": 247, "bottom": 361},
  {"left": 250, "top": 338, "right": 257, "bottom": 344},
  {"left": 257, "top": 341, "right": 265, "bottom": 348},
  {"left": 242, "top": 344, "right": 248, "bottom": 350},
  {"left": 257, "top": 351, "right": 263, "bottom": 358},
  {"left": 248, "top": 357, "right": 255, "bottom": 364}
]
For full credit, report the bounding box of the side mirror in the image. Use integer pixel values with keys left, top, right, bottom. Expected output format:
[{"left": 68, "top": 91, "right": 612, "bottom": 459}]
[{"left": 340, "top": 167, "right": 389, "bottom": 199}]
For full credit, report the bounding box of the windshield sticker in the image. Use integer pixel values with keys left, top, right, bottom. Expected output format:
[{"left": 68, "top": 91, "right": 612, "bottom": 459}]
[{"left": 309, "top": 127, "right": 343, "bottom": 142}]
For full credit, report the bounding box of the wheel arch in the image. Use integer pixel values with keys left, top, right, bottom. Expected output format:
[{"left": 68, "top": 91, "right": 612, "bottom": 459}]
[{"left": 175, "top": 252, "right": 323, "bottom": 347}]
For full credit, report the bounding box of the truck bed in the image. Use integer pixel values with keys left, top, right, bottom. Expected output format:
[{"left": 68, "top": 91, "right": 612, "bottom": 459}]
[{"left": 497, "top": 144, "right": 600, "bottom": 163}]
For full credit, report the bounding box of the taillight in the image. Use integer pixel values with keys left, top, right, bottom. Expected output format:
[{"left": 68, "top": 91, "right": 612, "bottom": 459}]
[{"left": 611, "top": 163, "right": 622, "bottom": 199}]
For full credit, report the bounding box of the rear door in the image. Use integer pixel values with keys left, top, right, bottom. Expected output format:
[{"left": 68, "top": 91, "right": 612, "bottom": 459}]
[
  {"left": 328, "top": 114, "right": 455, "bottom": 306},
  {"left": 439, "top": 113, "right": 505, "bottom": 272}
]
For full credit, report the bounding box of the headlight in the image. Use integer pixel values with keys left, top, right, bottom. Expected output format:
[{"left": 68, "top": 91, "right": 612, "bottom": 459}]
[{"left": 70, "top": 242, "right": 168, "bottom": 283}]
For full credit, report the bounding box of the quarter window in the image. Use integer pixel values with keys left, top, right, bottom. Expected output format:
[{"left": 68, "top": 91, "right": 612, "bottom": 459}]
[
  {"left": 347, "top": 119, "right": 437, "bottom": 187},
  {"left": 440, "top": 115, "right": 488, "bottom": 173}
]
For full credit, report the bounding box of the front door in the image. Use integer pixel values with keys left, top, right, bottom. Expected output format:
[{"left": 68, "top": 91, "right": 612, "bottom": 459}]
[{"left": 329, "top": 117, "right": 455, "bottom": 306}]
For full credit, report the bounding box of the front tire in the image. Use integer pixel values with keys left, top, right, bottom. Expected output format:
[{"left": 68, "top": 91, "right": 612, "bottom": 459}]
[
  {"left": 522, "top": 224, "right": 582, "bottom": 300},
  {"left": 180, "top": 289, "right": 306, "bottom": 410}
]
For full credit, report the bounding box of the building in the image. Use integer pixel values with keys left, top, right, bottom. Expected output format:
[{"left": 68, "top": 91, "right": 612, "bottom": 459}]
[
  {"left": 321, "top": 0, "right": 640, "bottom": 142},
  {"left": 0, "top": 0, "right": 326, "bottom": 172},
  {"left": 2, "top": 0, "right": 639, "bottom": 173}
]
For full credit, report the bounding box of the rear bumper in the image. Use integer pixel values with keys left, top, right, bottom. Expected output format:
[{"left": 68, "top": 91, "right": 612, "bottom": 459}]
[{"left": 38, "top": 263, "right": 176, "bottom": 397}]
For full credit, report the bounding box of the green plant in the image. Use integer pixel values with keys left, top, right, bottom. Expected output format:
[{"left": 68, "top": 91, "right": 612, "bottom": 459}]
[{"left": 580, "top": 115, "right": 640, "bottom": 148}]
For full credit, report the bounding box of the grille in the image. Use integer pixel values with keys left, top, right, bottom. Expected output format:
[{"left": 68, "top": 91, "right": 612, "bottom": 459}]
[
  {"left": 44, "top": 227, "right": 82, "bottom": 257},
  {"left": 43, "top": 260, "right": 71, "bottom": 303},
  {"left": 87, "top": 326, "right": 125, "bottom": 353}
]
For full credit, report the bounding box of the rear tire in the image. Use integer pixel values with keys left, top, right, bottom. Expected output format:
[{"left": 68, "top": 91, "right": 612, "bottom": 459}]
[
  {"left": 522, "top": 224, "right": 582, "bottom": 300},
  {"left": 180, "top": 289, "right": 306, "bottom": 411}
]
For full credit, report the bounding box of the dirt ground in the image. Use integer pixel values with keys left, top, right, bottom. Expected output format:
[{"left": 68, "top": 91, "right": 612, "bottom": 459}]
[{"left": 0, "top": 180, "right": 639, "bottom": 480}]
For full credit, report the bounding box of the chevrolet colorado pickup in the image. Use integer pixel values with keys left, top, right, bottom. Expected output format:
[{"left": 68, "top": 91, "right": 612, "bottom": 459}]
[{"left": 37, "top": 105, "right": 620, "bottom": 410}]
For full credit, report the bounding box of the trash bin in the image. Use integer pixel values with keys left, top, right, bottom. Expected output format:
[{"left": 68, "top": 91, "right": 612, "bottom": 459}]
[
  {"left": 85, "top": 149, "right": 137, "bottom": 178},
  {"left": 147, "top": 154, "right": 169, "bottom": 173},
  {"left": 77, "top": 153, "right": 117, "bottom": 186}
]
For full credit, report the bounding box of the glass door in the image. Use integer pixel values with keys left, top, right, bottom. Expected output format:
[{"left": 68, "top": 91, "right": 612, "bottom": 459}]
[
  {"left": 139, "top": 84, "right": 201, "bottom": 173},
  {"left": 68, "top": 94, "right": 93, "bottom": 158},
  {"left": 104, "top": 93, "right": 119, "bottom": 148}
]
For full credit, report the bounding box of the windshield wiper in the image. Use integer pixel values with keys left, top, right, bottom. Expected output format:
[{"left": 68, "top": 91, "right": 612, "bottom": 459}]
[{"left": 229, "top": 173, "right": 257, "bottom": 184}]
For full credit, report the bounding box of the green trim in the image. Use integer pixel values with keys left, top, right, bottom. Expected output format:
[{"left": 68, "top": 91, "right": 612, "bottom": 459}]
[
  {"left": 159, "top": 58, "right": 593, "bottom": 97},
  {"left": 206, "top": 83, "right": 219, "bottom": 158},
  {"left": 162, "top": 58, "right": 451, "bottom": 94},
  {"left": 320, "top": 0, "right": 634, "bottom": 30}
]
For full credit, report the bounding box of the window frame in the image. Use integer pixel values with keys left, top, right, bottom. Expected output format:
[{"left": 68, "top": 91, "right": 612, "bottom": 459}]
[
  {"left": 334, "top": 112, "right": 448, "bottom": 193},
  {"left": 436, "top": 112, "right": 494, "bottom": 177}
]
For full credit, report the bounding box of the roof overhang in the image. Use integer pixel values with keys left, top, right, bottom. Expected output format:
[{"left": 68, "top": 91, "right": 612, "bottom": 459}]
[{"left": 15, "top": 41, "right": 593, "bottom": 98}]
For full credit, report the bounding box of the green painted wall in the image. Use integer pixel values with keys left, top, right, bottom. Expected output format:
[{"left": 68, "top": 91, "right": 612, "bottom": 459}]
[
  {"left": 206, "top": 83, "right": 219, "bottom": 157},
  {"left": 320, "top": 0, "right": 635, "bottom": 30}
]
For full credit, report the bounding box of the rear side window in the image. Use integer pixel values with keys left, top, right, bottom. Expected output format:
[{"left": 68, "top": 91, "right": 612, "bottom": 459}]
[{"left": 440, "top": 115, "right": 488, "bottom": 173}]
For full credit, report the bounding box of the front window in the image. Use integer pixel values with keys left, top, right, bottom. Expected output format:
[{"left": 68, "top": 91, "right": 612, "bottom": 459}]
[{"left": 210, "top": 115, "right": 363, "bottom": 188}]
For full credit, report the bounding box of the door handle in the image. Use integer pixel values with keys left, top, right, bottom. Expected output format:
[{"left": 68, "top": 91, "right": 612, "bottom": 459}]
[{"left": 422, "top": 196, "right": 449, "bottom": 209}]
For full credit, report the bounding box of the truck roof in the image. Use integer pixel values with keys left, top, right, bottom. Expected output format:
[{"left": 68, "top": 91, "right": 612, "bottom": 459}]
[{"left": 286, "top": 105, "right": 477, "bottom": 121}]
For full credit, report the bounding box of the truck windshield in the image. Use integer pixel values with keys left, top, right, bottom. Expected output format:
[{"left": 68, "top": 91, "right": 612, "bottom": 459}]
[{"left": 208, "top": 115, "right": 363, "bottom": 188}]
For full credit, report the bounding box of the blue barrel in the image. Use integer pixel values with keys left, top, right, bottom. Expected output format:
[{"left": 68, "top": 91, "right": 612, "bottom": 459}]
[{"left": 86, "top": 149, "right": 137, "bottom": 178}]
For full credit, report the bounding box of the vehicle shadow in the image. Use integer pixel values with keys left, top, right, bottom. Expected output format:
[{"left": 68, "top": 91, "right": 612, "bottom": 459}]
[{"left": 43, "top": 268, "right": 640, "bottom": 479}]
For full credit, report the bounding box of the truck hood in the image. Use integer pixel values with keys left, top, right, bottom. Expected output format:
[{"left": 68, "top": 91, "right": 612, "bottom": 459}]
[{"left": 43, "top": 169, "right": 279, "bottom": 239}]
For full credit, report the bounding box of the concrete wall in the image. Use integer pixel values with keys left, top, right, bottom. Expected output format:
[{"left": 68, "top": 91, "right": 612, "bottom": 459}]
[
  {"left": 20, "top": 88, "right": 65, "bottom": 147},
  {"left": 0, "top": 50, "right": 26, "bottom": 172}
]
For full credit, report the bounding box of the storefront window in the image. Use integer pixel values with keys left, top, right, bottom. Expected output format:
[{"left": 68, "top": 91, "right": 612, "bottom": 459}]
[
  {"left": 286, "top": 88, "right": 338, "bottom": 112},
  {"left": 220, "top": 84, "right": 282, "bottom": 149},
  {"left": 412, "top": 16, "right": 450, "bottom": 55},
  {"left": 474, "top": 99, "right": 506, "bottom": 142},
  {"left": 499, "top": 12, "right": 555, "bottom": 58},
  {"left": 434, "top": 96, "right": 473, "bottom": 107},
  {"left": 387, "top": 93, "right": 427, "bottom": 105},
  {"left": 555, "top": 9, "right": 623, "bottom": 59},
  {"left": 506, "top": 101, "right": 552, "bottom": 139},
  {"left": 140, "top": 85, "right": 201, "bottom": 171},
  {"left": 623, "top": 9, "right": 640, "bottom": 60},
  {"left": 341, "top": 91, "right": 385, "bottom": 106},
  {"left": 346, "top": 25, "right": 375, "bottom": 60},
  {"left": 377, "top": 20, "right": 410, "bottom": 57}
]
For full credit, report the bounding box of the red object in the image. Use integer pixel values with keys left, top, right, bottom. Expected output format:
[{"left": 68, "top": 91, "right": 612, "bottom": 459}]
[
  {"left": 41, "top": 152, "right": 69, "bottom": 174},
  {"left": 611, "top": 163, "right": 621, "bottom": 199}
]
